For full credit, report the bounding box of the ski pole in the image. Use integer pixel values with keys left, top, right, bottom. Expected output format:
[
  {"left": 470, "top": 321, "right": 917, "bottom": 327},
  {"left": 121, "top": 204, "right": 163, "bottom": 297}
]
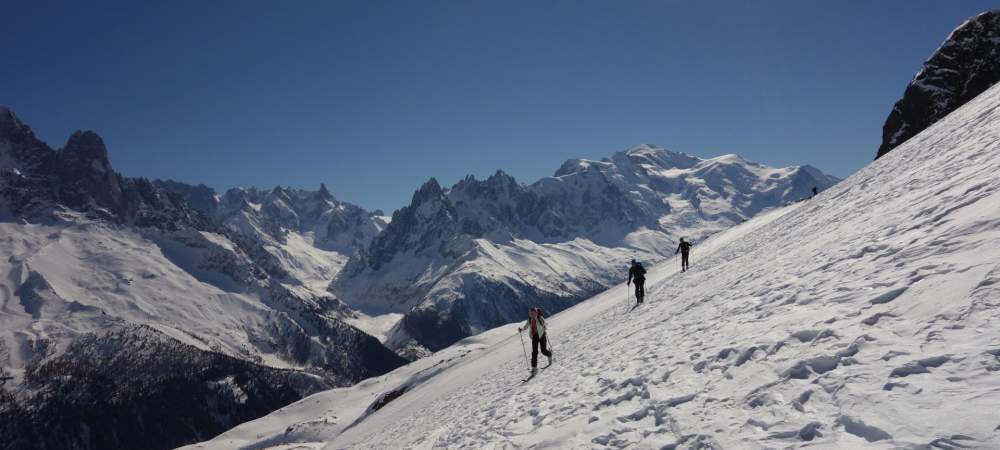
[
  {"left": 625, "top": 280, "right": 630, "bottom": 313},
  {"left": 518, "top": 328, "right": 529, "bottom": 369}
]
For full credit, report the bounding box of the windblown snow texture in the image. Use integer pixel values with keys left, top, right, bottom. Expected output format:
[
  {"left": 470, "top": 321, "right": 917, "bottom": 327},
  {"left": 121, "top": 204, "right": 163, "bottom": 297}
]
[
  {"left": 190, "top": 80, "right": 1000, "bottom": 449},
  {"left": 336, "top": 145, "right": 838, "bottom": 357},
  {"left": 877, "top": 9, "right": 1000, "bottom": 159}
]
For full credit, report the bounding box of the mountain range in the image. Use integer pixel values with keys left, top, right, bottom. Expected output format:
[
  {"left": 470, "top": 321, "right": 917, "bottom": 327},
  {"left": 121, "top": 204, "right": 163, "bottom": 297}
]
[
  {"left": 0, "top": 106, "right": 836, "bottom": 448},
  {"left": 333, "top": 146, "right": 839, "bottom": 357},
  {"left": 188, "top": 67, "right": 1000, "bottom": 450},
  {"left": 3, "top": 7, "right": 997, "bottom": 450}
]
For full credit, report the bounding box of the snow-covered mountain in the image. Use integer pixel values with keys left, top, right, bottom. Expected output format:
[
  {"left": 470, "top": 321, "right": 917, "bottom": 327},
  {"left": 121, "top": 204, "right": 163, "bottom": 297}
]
[
  {"left": 0, "top": 107, "right": 838, "bottom": 448},
  {"left": 877, "top": 9, "right": 1000, "bottom": 159},
  {"left": 158, "top": 181, "right": 388, "bottom": 258},
  {"left": 0, "top": 109, "right": 405, "bottom": 450},
  {"left": 188, "top": 68, "right": 1000, "bottom": 450},
  {"left": 334, "top": 146, "right": 839, "bottom": 358},
  {"left": 155, "top": 181, "right": 388, "bottom": 299}
]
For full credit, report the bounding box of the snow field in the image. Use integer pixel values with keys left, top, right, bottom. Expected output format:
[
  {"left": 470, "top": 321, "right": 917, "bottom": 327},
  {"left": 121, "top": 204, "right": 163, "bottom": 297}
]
[{"left": 190, "top": 81, "right": 1000, "bottom": 449}]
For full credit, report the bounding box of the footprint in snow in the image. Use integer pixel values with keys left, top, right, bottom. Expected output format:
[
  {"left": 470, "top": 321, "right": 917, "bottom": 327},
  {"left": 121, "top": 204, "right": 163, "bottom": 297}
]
[{"left": 889, "top": 355, "right": 951, "bottom": 378}]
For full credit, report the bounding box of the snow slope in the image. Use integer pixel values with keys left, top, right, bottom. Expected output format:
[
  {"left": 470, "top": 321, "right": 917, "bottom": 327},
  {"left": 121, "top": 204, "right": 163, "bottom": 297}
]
[
  {"left": 189, "top": 81, "right": 1000, "bottom": 449},
  {"left": 154, "top": 182, "right": 394, "bottom": 338},
  {"left": 0, "top": 217, "right": 401, "bottom": 383}
]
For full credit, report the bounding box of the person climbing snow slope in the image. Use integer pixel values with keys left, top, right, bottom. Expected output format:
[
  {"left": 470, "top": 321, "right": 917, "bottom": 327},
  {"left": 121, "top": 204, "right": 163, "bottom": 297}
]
[
  {"left": 518, "top": 307, "right": 552, "bottom": 375},
  {"left": 627, "top": 259, "right": 646, "bottom": 304},
  {"left": 676, "top": 238, "right": 693, "bottom": 272}
]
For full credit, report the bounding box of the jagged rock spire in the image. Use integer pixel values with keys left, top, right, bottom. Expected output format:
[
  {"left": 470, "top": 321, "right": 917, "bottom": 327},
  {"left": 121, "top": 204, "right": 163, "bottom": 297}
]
[{"left": 318, "top": 182, "right": 333, "bottom": 200}]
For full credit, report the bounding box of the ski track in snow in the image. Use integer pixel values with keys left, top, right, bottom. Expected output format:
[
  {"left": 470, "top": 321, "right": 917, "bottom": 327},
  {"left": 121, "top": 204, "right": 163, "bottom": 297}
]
[{"left": 190, "top": 84, "right": 1000, "bottom": 449}]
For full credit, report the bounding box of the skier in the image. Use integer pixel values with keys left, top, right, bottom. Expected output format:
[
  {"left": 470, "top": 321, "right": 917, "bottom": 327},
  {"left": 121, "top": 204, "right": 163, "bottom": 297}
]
[
  {"left": 518, "top": 307, "right": 552, "bottom": 374},
  {"left": 812, "top": 186, "right": 818, "bottom": 197},
  {"left": 675, "top": 238, "right": 693, "bottom": 272},
  {"left": 627, "top": 259, "right": 646, "bottom": 304}
]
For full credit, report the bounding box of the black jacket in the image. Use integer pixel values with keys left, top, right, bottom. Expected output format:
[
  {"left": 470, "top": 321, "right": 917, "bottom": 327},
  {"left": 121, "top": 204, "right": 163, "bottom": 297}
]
[{"left": 628, "top": 263, "right": 646, "bottom": 283}]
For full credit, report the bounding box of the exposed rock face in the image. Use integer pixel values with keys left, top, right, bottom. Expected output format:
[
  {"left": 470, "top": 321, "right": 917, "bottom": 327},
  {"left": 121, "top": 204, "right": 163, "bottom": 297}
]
[
  {"left": 54, "top": 131, "right": 124, "bottom": 212},
  {"left": 153, "top": 179, "right": 219, "bottom": 213},
  {"left": 0, "top": 107, "right": 405, "bottom": 449},
  {"left": 877, "top": 10, "right": 1000, "bottom": 159},
  {"left": 0, "top": 109, "right": 209, "bottom": 229},
  {"left": 0, "top": 107, "right": 52, "bottom": 172},
  {"left": 362, "top": 177, "right": 462, "bottom": 272}
]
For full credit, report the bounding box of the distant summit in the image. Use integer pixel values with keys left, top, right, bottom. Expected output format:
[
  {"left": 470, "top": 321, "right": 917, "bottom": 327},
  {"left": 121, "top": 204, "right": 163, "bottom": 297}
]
[
  {"left": 334, "top": 144, "right": 840, "bottom": 357},
  {"left": 877, "top": 10, "right": 1000, "bottom": 159}
]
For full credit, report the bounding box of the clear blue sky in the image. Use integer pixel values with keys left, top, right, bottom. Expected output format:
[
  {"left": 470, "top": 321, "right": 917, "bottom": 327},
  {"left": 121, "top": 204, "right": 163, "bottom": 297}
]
[{"left": 3, "top": 1, "right": 995, "bottom": 212}]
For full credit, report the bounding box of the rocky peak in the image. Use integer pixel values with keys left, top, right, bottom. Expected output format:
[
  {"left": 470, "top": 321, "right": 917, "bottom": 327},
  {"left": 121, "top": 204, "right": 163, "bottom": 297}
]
[
  {"left": 358, "top": 178, "right": 459, "bottom": 270},
  {"left": 877, "top": 10, "right": 1000, "bottom": 159},
  {"left": 485, "top": 169, "right": 518, "bottom": 188},
  {"left": 0, "top": 106, "right": 25, "bottom": 132},
  {"left": 451, "top": 170, "right": 521, "bottom": 200},
  {"left": 220, "top": 187, "right": 251, "bottom": 209},
  {"left": 268, "top": 185, "right": 290, "bottom": 200},
  {"left": 316, "top": 182, "right": 334, "bottom": 200},
  {"left": 61, "top": 131, "right": 113, "bottom": 173},
  {"left": 553, "top": 158, "right": 581, "bottom": 177},
  {"left": 47, "top": 130, "right": 125, "bottom": 216},
  {"left": 0, "top": 107, "right": 54, "bottom": 171},
  {"left": 412, "top": 178, "right": 445, "bottom": 205},
  {"left": 153, "top": 180, "right": 219, "bottom": 215},
  {"left": 0, "top": 110, "right": 216, "bottom": 228}
]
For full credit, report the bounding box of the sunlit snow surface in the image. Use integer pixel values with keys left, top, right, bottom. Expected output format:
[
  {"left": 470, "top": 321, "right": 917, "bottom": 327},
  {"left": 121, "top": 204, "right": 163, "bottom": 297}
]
[
  {"left": 188, "top": 83, "right": 1000, "bottom": 449},
  {"left": 0, "top": 222, "right": 309, "bottom": 379}
]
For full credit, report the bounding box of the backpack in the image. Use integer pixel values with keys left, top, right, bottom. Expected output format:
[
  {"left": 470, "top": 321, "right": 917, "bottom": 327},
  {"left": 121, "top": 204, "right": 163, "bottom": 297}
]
[{"left": 530, "top": 308, "right": 547, "bottom": 336}]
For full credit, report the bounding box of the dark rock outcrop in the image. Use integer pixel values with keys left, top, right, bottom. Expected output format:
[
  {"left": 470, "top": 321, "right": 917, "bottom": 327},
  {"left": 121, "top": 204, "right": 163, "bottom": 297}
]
[
  {"left": 877, "top": 10, "right": 1000, "bottom": 159},
  {"left": 0, "top": 325, "right": 330, "bottom": 450},
  {"left": 1, "top": 107, "right": 210, "bottom": 229},
  {"left": 153, "top": 179, "right": 219, "bottom": 213}
]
